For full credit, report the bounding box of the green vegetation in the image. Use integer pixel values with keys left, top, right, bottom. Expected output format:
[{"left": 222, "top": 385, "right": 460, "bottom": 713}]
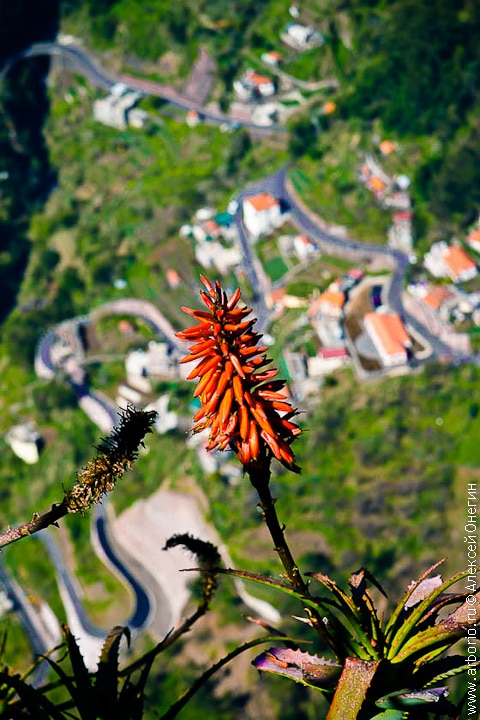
[{"left": 0, "top": 1, "right": 479, "bottom": 717}]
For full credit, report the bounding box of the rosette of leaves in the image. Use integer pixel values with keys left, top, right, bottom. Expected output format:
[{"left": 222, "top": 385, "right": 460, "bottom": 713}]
[{"left": 220, "top": 559, "right": 479, "bottom": 719}]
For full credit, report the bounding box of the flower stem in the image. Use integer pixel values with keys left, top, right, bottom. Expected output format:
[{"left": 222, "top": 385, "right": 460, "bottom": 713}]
[
  {"left": 248, "top": 464, "right": 335, "bottom": 648},
  {"left": 249, "top": 465, "right": 306, "bottom": 593},
  {"left": 0, "top": 502, "right": 68, "bottom": 551}
]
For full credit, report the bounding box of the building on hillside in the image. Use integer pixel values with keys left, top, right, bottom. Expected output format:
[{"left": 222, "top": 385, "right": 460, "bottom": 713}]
[
  {"left": 281, "top": 23, "right": 324, "bottom": 50},
  {"left": 467, "top": 228, "right": 480, "bottom": 254},
  {"left": 443, "top": 245, "right": 477, "bottom": 283},
  {"left": 307, "top": 347, "right": 349, "bottom": 377},
  {"left": 293, "top": 234, "right": 318, "bottom": 260},
  {"left": 252, "top": 102, "right": 283, "bottom": 127},
  {"left": 266, "top": 287, "right": 307, "bottom": 311},
  {"left": 145, "top": 395, "right": 178, "bottom": 434},
  {"left": 308, "top": 289, "right": 346, "bottom": 320},
  {"left": 421, "top": 285, "right": 455, "bottom": 312},
  {"left": 93, "top": 84, "right": 146, "bottom": 131},
  {"left": 126, "top": 341, "right": 180, "bottom": 382},
  {"left": 233, "top": 69, "right": 276, "bottom": 100},
  {"left": 388, "top": 210, "right": 413, "bottom": 251},
  {"left": 424, "top": 242, "right": 477, "bottom": 283},
  {"left": 195, "top": 241, "right": 242, "bottom": 274},
  {"left": 261, "top": 51, "right": 283, "bottom": 66},
  {"left": 364, "top": 312, "right": 411, "bottom": 367},
  {"left": 379, "top": 140, "right": 397, "bottom": 156},
  {"left": 5, "top": 423, "right": 43, "bottom": 464},
  {"left": 166, "top": 268, "right": 181, "bottom": 288},
  {"left": 242, "top": 192, "right": 284, "bottom": 239}
]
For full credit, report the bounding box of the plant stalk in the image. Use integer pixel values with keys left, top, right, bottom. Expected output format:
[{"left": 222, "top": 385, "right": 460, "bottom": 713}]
[
  {"left": 249, "top": 465, "right": 306, "bottom": 593},
  {"left": 0, "top": 502, "right": 68, "bottom": 551},
  {"left": 248, "top": 464, "right": 335, "bottom": 649}
]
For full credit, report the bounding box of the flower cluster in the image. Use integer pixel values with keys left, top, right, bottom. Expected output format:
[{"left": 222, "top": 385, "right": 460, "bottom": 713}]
[{"left": 176, "top": 276, "right": 301, "bottom": 471}]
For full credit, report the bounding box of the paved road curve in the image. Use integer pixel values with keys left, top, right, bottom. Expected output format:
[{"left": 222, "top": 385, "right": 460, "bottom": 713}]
[{"left": 2, "top": 41, "right": 285, "bottom": 134}]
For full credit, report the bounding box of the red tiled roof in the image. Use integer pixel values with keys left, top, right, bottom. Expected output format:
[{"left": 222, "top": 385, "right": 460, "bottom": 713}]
[
  {"left": 467, "top": 229, "right": 480, "bottom": 247},
  {"left": 347, "top": 268, "right": 364, "bottom": 280},
  {"left": 246, "top": 70, "right": 273, "bottom": 86},
  {"left": 319, "top": 289, "right": 345, "bottom": 308},
  {"left": 422, "top": 285, "right": 453, "bottom": 310},
  {"left": 365, "top": 312, "right": 411, "bottom": 357},
  {"left": 318, "top": 347, "right": 348, "bottom": 359},
  {"left": 443, "top": 245, "right": 476, "bottom": 278},
  {"left": 244, "top": 192, "right": 279, "bottom": 212}
]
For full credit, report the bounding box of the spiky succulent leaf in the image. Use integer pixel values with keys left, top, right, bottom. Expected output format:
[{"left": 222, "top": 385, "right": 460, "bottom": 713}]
[
  {"left": 0, "top": 670, "right": 65, "bottom": 720},
  {"left": 384, "top": 559, "right": 446, "bottom": 644},
  {"left": 253, "top": 648, "right": 342, "bottom": 690},
  {"left": 376, "top": 687, "right": 450, "bottom": 709},
  {"left": 308, "top": 571, "right": 381, "bottom": 660},
  {"left": 412, "top": 654, "right": 478, "bottom": 688},
  {"left": 95, "top": 626, "right": 131, "bottom": 716},
  {"left": 62, "top": 624, "right": 93, "bottom": 705},
  {"left": 386, "top": 569, "right": 470, "bottom": 659},
  {"left": 213, "top": 567, "right": 371, "bottom": 659}
]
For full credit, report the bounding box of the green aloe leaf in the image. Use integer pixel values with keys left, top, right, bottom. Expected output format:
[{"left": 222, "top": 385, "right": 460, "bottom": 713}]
[
  {"left": 95, "top": 626, "right": 131, "bottom": 716},
  {"left": 384, "top": 559, "right": 446, "bottom": 644},
  {"left": 348, "top": 569, "right": 384, "bottom": 652},
  {"left": 214, "top": 567, "right": 372, "bottom": 659},
  {"left": 253, "top": 647, "right": 342, "bottom": 690},
  {"left": 412, "top": 654, "right": 477, "bottom": 688},
  {"left": 376, "top": 687, "right": 449, "bottom": 709},
  {"left": 391, "top": 622, "right": 468, "bottom": 666},
  {"left": 62, "top": 624, "right": 94, "bottom": 718},
  {"left": 0, "top": 670, "right": 65, "bottom": 720},
  {"left": 385, "top": 569, "right": 469, "bottom": 659},
  {"left": 308, "top": 571, "right": 381, "bottom": 660},
  {"left": 43, "top": 651, "right": 93, "bottom": 719}
]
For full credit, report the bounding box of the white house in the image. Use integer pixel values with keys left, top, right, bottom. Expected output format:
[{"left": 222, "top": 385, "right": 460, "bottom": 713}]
[
  {"left": 233, "top": 69, "right": 276, "bottom": 100},
  {"left": 5, "top": 423, "right": 42, "bottom": 464},
  {"left": 442, "top": 245, "right": 477, "bottom": 283},
  {"left": 242, "top": 192, "right": 283, "bottom": 239},
  {"left": 293, "top": 234, "right": 318, "bottom": 260},
  {"left": 424, "top": 241, "right": 477, "bottom": 283},
  {"left": 307, "top": 347, "right": 349, "bottom": 377},
  {"left": 195, "top": 241, "right": 242, "bottom": 274},
  {"left": 93, "top": 85, "right": 144, "bottom": 131},
  {"left": 364, "top": 312, "right": 411, "bottom": 367},
  {"left": 281, "top": 23, "right": 324, "bottom": 50},
  {"left": 467, "top": 228, "right": 480, "bottom": 254}
]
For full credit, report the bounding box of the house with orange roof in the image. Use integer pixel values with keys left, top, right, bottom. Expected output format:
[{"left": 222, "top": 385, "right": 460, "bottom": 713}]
[
  {"left": 234, "top": 69, "right": 276, "bottom": 100},
  {"left": 467, "top": 228, "right": 480, "bottom": 254},
  {"left": 293, "top": 234, "right": 317, "bottom": 260},
  {"left": 242, "top": 192, "right": 283, "bottom": 239},
  {"left": 308, "top": 288, "right": 346, "bottom": 319},
  {"left": 364, "top": 312, "right": 411, "bottom": 367},
  {"left": 442, "top": 245, "right": 477, "bottom": 283},
  {"left": 424, "top": 241, "right": 478, "bottom": 283},
  {"left": 261, "top": 51, "right": 283, "bottom": 66},
  {"left": 379, "top": 140, "right": 397, "bottom": 156},
  {"left": 166, "top": 268, "right": 181, "bottom": 289},
  {"left": 421, "top": 285, "right": 454, "bottom": 312}
]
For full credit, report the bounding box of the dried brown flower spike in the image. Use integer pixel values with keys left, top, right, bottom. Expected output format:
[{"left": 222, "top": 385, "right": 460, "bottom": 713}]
[
  {"left": 64, "top": 406, "right": 157, "bottom": 512},
  {"left": 176, "top": 276, "right": 301, "bottom": 472}
]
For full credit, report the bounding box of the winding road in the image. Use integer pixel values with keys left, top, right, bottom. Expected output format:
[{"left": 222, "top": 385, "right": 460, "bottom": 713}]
[
  {"left": 233, "top": 167, "right": 471, "bottom": 363},
  {"left": 1, "top": 41, "right": 286, "bottom": 134}
]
